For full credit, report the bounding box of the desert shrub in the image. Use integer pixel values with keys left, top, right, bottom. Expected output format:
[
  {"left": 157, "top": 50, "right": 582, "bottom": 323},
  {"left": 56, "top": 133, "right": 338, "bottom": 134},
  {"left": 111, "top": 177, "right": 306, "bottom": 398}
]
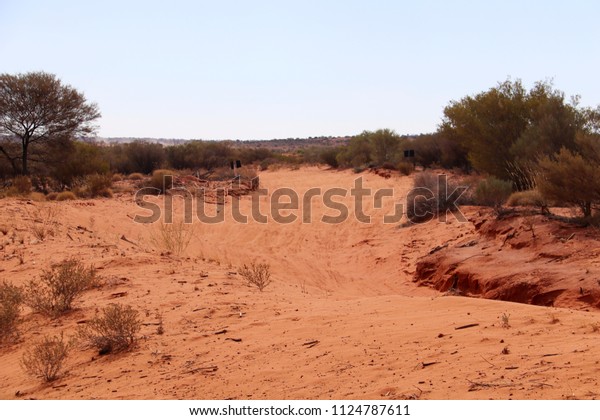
[
  {"left": 149, "top": 220, "right": 194, "bottom": 256},
  {"left": 0, "top": 281, "right": 23, "bottom": 342},
  {"left": 128, "top": 172, "right": 145, "bottom": 181},
  {"left": 56, "top": 191, "right": 76, "bottom": 201},
  {"left": 406, "top": 172, "right": 438, "bottom": 223},
  {"left": 506, "top": 189, "right": 547, "bottom": 208},
  {"left": 406, "top": 172, "right": 470, "bottom": 223},
  {"left": 12, "top": 176, "right": 32, "bottom": 194},
  {"left": 51, "top": 141, "right": 110, "bottom": 188},
  {"left": 27, "top": 192, "right": 46, "bottom": 202},
  {"left": 536, "top": 148, "right": 600, "bottom": 218},
  {"left": 111, "top": 173, "right": 124, "bottom": 182},
  {"left": 473, "top": 177, "right": 513, "bottom": 209},
  {"left": 108, "top": 141, "right": 166, "bottom": 174},
  {"left": 26, "top": 205, "right": 60, "bottom": 242},
  {"left": 149, "top": 170, "right": 173, "bottom": 194},
  {"left": 397, "top": 161, "right": 414, "bottom": 175},
  {"left": 239, "top": 262, "right": 272, "bottom": 291},
  {"left": 78, "top": 304, "right": 141, "bottom": 354},
  {"left": 21, "top": 334, "right": 71, "bottom": 382},
  {"left": 24, "top": 258, "right": 97, "bottom": 317},
  {"left": 85, "top": 173, "right": 113, "bottom": 198},
  {"left": 46, "top": 192, "right": 58, "bottom": 201}
]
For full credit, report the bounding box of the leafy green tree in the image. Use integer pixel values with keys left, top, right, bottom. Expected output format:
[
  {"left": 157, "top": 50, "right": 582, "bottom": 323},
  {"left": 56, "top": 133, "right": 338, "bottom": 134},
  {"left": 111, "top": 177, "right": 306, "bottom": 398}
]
[
  {"left": 0, "top": 72, "right": 100, "bottom": 175},
  {"left": 370, "top": 128, "right": 401, "bottom": 166},
  {"left": 337, "top": 132, "right": 372, "bottom": 167},
  {"left": 440, "top": 79, "right": 529, "bottom": 180}
]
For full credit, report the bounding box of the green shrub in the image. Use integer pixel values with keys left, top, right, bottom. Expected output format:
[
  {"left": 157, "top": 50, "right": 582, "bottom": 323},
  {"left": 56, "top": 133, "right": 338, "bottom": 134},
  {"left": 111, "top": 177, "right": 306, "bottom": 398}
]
[
  {"left": 78, "top": 304, "right": 141, "bottom": 354},
  {"left": 506, "top": 189, "right": 546, "bottom": 207},
  {"left": 537, "top": 148, "right": 600, "bottom": 218},
  {"left": 473, "top": 177, "right": 513, "bottom": 209},
  {"left": 24, "top": 259, "right": 97, "bottom": 317}
]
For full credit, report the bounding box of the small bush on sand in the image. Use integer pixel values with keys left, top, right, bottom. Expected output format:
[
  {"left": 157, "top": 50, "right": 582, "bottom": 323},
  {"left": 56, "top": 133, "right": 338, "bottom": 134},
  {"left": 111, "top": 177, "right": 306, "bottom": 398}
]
[
  {"left": 397, "top": 161, "right": 414, "bottom": 176},
  {"left": 21, "top": 333, "right": 71, "bottom": 382},
  {"left": 111, "top": 173, "right": 124, "bottom": 182},
  {"left": 56, "top": 191, "right": 76, "bottom": 201},
  {"left": 506, "top": 189, "right": 547, "bottom": 208},
  {"left": 149, "top": 170, "right": 173, "bottom": 194},
  {"left": 149, "top": 220, "right": 194, "bottom": 256},
  {"left": 46, "top": 192, "right": 58, "bottom": 201},
  {"left": 405, "top": 172, "right": 470, "bottom": 223},
  {"left": 24, "top": 259, "right": 97, "bottom": 317},
  {"left": 27, "top": 205, "right": 60, "bottom": 241},
  {"left": 0, "top": 281, "right": 23, "bottom": 343},
  {"left": 12, "top": 176, "right": 32, "bottom": 195},
  {"left": 473, "top": 177, "right": 513, "bottom": 210},
  {"left": 239, "top": 262, "right": 272, "bottom": 291},
  {"left": 85, "top": 173, "right": 113, "bottom": 198},
  {"left": 78, "top": 304, "right": 141, "bottom": 354},
  {"left": 27, "top": 192, "right": 46, "bottom": 202},
  {"left": 128, "top": 172, "right": 145, "bottom": 181}
]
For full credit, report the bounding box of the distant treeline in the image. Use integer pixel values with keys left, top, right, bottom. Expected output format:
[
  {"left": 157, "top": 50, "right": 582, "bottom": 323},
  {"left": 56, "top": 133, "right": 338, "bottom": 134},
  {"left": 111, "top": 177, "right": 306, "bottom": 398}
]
[{"left": 2, "top": 73, "right": 600, "bottom": 218}]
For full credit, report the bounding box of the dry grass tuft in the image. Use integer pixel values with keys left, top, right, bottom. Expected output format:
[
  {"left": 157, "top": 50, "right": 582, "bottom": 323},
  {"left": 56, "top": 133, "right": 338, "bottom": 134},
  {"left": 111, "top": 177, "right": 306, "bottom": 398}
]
[
  {"left": 24, "top": 258, "right": 97, "bottom": 317},
  {"left": 149, "top": 220, "right": 194, "bottom": 256},
  {"left": 26, "top": 205, "right": 60, "bottom": 241},
  {"left": 500, "top": 312, "right": 510, "bottom": 328},
  {"left": 128, "top": 172, "right": 145, "bottom": 181},
  {"left": 239, "top": 261, "right": 272, "bottom": 291},
  {"left": 21, "top": 333, "right": 71, "bottom": 382},
  {"left": 78, "top": 303, "right": 141, "bottom": 354}
]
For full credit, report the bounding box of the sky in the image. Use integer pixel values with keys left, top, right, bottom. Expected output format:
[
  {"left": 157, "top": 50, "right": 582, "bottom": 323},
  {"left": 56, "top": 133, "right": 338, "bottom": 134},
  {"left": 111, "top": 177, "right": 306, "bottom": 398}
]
[{"left": 1, "top": 0, "right": 599, "bottom": 140}]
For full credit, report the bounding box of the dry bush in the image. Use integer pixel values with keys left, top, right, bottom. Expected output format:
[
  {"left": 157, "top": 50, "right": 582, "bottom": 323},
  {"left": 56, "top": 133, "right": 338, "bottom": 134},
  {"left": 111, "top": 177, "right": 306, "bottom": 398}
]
[
  {"left": 149, "top": 220, "right": 194, "bottom": 256},
  {"left": 85, "top": 173, "right": 113, "bottom": 198},
  {"left": 149, "top": 169, "right": 173, "bottom": 193},
  {"left": 473, "top": 177, "right": 513, "bottom": 210},
  {"left": 27, "top": 192, "right": 46, "bottom": 202},
  {"left": 27, "top": 205, "right": 59, "bottom": 241},
  {"left": 24, "top": 258, "right": 97, "bottom": 317},
  {"left": 21, "top": 333, "right": 71, "bottom": 382},
  {"left": 0, "top": 281, "right": 23, "bottom": 343},
  {"left": 111, "top": 173, "right": 124, "bottom": 182},
  {"left": 500, "top": 312, "right": 510, "bottom": 328},
  {"left": 406, "top": 172, "right": 469, "bottom": 223},
  {"left": 397, "top": 161, "right": 414, "bottom": 176},
  {"left": 46, "top": 192, "right": 58, "bottom": 201},
  {"left": 78, "top": 304, "right": 141, "bottom": 354},
  {"left": 506, "top": 189, "right": 547, "bottom": 208},
  {"left": 56, "top": 191, "right": 76, "bottom": 201},
  {"left": 12, "top": 176, "right": 32, "bottom": 195},
  {"left": 239, "top": 261, "right": 272, "bottom": 291},
  {"left": 128, "top": 172, "right": 145, "bottom": 181}
]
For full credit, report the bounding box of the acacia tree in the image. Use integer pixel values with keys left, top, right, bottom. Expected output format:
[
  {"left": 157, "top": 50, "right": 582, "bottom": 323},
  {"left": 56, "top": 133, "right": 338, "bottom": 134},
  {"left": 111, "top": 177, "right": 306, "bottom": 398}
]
[{"left": 0, "top": 72, "right": 100, "bottom": 175}]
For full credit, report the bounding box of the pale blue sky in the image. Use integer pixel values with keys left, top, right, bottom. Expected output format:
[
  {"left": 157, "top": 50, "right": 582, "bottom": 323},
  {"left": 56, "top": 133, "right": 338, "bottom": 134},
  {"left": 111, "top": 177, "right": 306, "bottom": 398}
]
[{"left": 1, "top": 0, "right": 599, "bottom": 139}]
